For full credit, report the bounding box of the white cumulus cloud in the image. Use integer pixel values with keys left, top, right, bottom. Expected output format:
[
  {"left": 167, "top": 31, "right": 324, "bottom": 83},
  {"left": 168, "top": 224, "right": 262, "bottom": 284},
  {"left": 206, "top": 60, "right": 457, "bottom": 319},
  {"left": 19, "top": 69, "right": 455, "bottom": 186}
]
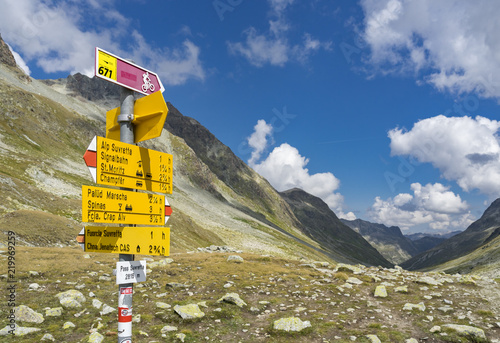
[
  {"left": 0, "top": 0, "right": 205, "bottom": 85},
  {"left": 360, "top": 0, "right": 500, "bottom": 98},
  {"left": 389, "top": 115, "right": 500, "bottom": 196},
  {"left": 247, "top": 120, "right": 354, "bottom": 219},
  {"left": 369, "top": 182, "right": 474, "bottom": 232}
]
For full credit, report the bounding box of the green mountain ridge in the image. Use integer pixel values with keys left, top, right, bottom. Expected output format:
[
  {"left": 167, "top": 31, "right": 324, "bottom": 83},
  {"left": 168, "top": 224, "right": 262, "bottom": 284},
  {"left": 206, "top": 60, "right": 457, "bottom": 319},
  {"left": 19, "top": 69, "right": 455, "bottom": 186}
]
[{"left": 401, "top": 198, "right": 500, "bottom": 272}]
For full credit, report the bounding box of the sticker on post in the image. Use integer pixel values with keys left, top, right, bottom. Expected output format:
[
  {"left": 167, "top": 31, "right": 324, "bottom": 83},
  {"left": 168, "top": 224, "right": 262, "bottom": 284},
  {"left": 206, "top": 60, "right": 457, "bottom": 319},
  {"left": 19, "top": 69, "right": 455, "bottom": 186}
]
[{"left": 116, "top": 261, "right": 147, "bottom": 284}]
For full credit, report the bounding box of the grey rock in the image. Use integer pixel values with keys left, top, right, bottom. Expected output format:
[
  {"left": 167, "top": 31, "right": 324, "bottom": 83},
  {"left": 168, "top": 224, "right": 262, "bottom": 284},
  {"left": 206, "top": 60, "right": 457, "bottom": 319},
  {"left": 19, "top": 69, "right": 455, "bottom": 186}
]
[
  {"left": 273, "top": 317, "right": 311, "bottom": 332},
  {"left": 14, "top": 305, "right": 44, "bottom": 323},
  {"left": 217, "top": 293, "right": 247, "bottom": 307},
  {"left": 174, "top": 304, "right": 205, "bottom": 319},
  {"left": 227, "top": 255, "right": 244, "bottom": 263}
]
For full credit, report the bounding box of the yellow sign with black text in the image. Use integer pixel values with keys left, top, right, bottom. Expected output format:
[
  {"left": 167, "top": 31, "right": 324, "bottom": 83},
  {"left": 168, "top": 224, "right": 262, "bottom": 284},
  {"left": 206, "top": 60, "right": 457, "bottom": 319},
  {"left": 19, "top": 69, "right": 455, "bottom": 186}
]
[
  {"left": 82, "top": 185, "right": 166, "bottom": 225},
  {"left": 84, "top": 226, "right": 170, "bottom": 256},
  {"left": 94, "top": 136, "right": 172, "bottom": 193}
]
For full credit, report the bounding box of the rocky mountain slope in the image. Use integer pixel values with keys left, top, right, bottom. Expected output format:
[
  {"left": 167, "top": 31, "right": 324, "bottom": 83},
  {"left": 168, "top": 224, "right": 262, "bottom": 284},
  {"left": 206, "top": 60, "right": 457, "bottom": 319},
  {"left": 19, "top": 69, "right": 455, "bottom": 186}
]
[
  {"left": 0, "top": 33, "right": 391, "bottom": 267},
  {"left": 281, "top": 189, "right": 392, "bottom": 268},
  {"left": 402, "top": 198, "right": 500, "bottom": 271},
  {"left": 340, "top": 219, "right": 418, "bottom": 265}
]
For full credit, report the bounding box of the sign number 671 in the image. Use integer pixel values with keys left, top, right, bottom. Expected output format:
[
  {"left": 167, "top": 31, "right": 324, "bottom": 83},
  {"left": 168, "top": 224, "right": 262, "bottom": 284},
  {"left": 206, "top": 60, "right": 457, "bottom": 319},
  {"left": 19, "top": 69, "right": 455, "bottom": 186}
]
[{"left": 98, "top": 66, "right": 113, "bottom": 78}]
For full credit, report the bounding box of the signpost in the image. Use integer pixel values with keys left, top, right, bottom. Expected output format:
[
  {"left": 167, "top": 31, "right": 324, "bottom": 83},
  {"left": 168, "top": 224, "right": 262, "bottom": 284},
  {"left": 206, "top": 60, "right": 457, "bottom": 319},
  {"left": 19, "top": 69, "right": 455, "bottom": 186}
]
[
  {"left": 80, "top": 226, "right": 170, "bottom": 256},
  {"left": 79, "top": 47, "right": 172, "bottom": 343},
  {"left": 95, "top": 47, "right": 164, "bottom": 96},
  {"left": 83, "top": 136, "right": 173, "bottom": 194}
]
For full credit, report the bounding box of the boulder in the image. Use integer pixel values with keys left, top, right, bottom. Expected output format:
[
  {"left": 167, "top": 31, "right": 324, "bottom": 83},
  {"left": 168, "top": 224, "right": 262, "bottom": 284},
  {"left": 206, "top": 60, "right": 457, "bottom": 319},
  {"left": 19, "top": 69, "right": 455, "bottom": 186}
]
[
  {"left": 374, "top": 285, "right": 387, "bottom": 298},
  {"left": 442, "top": 324, "right": 486, "bottom": 340},
  {"left": 45, "top": 307, "right": 63, "bottom": 317},
  {"left": 88, "top": 331, "right": 104, "bottom": 343},
  {"left": 217, "top": 293, "right": 247, "bottom": 308},
  {"left": 403, "top": 302, "right": 426, "bottom": 311},
  {"left": 273, "top": 317, "right": 311, "bottom": 332},
  {"left": 56, "top": 290, "right": 86, "bottom": 308},
  {"left": 227, "top": 255, "right": 244, "bottom": 263},
  {"left": 14, "top": 305, "right": 44, "bottom": 323},
  {"left": 174, "top": 304, "right": 205, "bottom": 319},
  {"left": 366, "top": 334, "right": 381, "bottom": 343}
]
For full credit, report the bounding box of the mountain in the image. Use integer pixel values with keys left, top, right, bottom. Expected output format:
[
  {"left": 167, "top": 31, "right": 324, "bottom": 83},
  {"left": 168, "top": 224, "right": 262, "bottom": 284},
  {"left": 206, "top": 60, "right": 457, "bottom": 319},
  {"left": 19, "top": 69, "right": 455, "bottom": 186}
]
[
  {"left": 0, "top": 34, "right": 389, "bottom": 267},
  {"left": 401, "top": 198, "right": 500, "bottom": 271},
  {"left": 429, "top": 228, "right": 500, "bottom": 277},
  {"left": 405, "top": 231, "right": 461, "bottom": 241},
  {"left": 0, "top": 33, "right": 17, "bottom": 68},
  {"left": 280, "top": 189, "right": 392, "bottom": 267},
  {"left": 341, "top": 218, "right": 418, "bottom": 265}
]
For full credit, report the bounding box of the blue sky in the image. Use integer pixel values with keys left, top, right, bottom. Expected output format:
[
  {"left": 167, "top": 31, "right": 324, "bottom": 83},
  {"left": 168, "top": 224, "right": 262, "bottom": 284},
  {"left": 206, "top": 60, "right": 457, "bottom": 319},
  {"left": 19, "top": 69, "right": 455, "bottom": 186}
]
[{"left": 2, "top": 0, "right": 500, "bottom": 234}]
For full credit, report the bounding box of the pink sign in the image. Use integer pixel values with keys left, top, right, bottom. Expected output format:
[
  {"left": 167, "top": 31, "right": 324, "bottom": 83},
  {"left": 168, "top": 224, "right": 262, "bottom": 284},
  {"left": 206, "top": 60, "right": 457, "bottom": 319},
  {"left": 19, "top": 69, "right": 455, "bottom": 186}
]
[
  {"left": 116, "top": 59, "right": 162, "bottom": 95},
  {"left": 95, "top": 47, "right": 164, "bottom": 96}
]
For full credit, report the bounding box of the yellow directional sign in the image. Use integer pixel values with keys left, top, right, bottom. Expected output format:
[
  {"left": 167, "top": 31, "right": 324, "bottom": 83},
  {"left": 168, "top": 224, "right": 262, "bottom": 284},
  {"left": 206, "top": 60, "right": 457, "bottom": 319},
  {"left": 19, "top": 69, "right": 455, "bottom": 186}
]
[
  {"left": 84, "top": 136, "right": 173, "bottom": 194},
  {"left": 107, "top": 91, "right": 169, "bottom": 143},
  {"left": 84, "top": 226, "right": 170, "bottom": 256},
  {"left": 82, "top": 185, "right": 166, "bottom": 225}
]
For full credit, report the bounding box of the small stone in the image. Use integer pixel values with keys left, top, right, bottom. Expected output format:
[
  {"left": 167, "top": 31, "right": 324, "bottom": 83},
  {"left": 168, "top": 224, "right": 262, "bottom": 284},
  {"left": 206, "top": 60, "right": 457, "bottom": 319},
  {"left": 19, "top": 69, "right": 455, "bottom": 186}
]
[
  {"left": 347, "top": 277, "right": 363, "bottom": 285},
  {"left": 28, "top": 283, "right": 40, "bottom": 290},
  {"left": 174, "top": 304, "right": 205, "bottom": 319},
  {"left": 442, "top": 324, "right": 486, "bottom": 339},
  {"left": 416, "top": 276, "right": 441, "bottom": 286},
  {"left": 100, "top": 304, "right": 115, "bottom": 316},
  {"left": 45, "top": 307, "right": 63, "bottom": 317},
  {"left": 156, "top": 302, "right": 171, "bottom": 309},
  {"left": 14, "top": 305, "right": 44, "bottom": 323},
  {"left": 374, "top": 285, "right": 387, "bottom": 298},
  {"left": 0, "top": 324, "right": 41, "bottom": 336},
  {"left": 176, "top": 333, "right": 187, "bottom": 342},
  {"left": 336, "top": 263, "right": 363, "bottom": 274},
  {"left": 273, "top": 317, "right": 311, "bottom": 332},
  {"left": 166, "top": 282, "right": 189, "bottom": 289},
  {"left": 438, "top": 305, "right": 453, "bottom": 313},
  {"left": 29, "top": 271, "right": 39, "bottom": 276},
  {"left": 403, "top": 302, "right": 426, "bottom": 311},
  {"left": 395, "top": 286, "right": 408, "bottom": 293},
  {"left": 92, "top": 299, "right": 102, "bottom": 309},
  {"left": 63, "top": 321, "right": 75, "bottom": 329},
  {"left": 227, "top": 255, "right": 244, "bottom": 263},
  {"left": 405, "top": 339, "right": 418, "bottom": 343},
  {"left": 161, "top": 325, "right": 178, "bottom": 333},
  {"left": 430, "top": 325, "right": 441, "bottom": 333},
  {"left": 132, "top": 314, "right": 141, "bottom": 323},
  {"left": 217, "top": 293, "right": 247, "bottom": 308},
  {"left": 88, "top": 331, "right": 104, "bottom": 343},
  {"left": 366, "top": 334, "right": 381, "bottom": 343},
  {"left": 56, "top": 290, "right": 86, "bottom": 308},
  {"left": 41, "top": 333, "right": 55, "bottom": 341}
]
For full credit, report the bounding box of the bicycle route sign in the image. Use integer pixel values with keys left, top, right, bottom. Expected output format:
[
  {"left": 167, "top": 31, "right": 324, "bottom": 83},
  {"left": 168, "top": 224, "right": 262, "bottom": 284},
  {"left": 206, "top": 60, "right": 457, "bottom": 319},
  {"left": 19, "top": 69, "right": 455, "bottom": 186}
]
[{"left": 95, "top": 47, "right": 164, "bottom": 96}]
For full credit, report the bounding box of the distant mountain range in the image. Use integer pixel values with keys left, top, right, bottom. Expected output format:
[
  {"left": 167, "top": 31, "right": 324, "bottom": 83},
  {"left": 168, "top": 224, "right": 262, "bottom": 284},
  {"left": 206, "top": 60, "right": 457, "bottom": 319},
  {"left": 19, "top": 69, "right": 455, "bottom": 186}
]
[{"left": 401, "top": 198, "right": 500, "bottom": 271}]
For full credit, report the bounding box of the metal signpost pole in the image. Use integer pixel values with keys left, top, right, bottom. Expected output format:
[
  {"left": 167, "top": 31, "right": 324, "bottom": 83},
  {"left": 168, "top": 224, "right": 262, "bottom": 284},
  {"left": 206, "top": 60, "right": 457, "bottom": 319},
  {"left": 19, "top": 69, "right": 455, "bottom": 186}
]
[{"left": 117, "top": 88, "right": 135, "bottom": 343}]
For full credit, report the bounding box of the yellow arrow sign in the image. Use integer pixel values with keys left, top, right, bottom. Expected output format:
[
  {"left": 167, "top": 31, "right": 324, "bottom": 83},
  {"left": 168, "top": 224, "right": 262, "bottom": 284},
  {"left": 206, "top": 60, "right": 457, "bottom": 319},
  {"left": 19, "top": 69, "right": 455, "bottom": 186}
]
[
  {"left": 107, "top": 91, "right": 169, "bottom": 143},
  {"left": 82, "top": 185, "right": 166, "bottom": 225},
  {"left": 85, "top": 136, "right": 173, "bottom": 193},
  {"left": 84, "top": 226, "right": 170, "bottom": 256}
]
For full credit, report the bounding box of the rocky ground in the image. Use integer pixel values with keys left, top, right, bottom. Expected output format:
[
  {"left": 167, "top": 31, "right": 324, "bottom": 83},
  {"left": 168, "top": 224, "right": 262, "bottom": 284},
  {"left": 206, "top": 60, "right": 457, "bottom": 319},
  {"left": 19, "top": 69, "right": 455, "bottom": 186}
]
[{"left": 0, "top": 246, "right": 499, "bottom": 342}]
